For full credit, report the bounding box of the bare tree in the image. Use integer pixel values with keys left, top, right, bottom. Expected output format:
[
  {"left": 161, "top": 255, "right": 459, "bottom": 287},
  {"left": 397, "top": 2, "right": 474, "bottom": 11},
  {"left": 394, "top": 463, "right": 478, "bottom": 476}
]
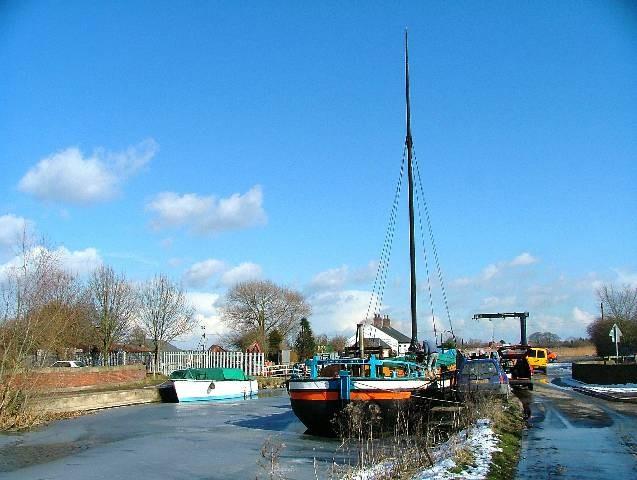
[
  {"left": 329, "top": 335, "right": 348, "bottom": 354},
  {"left": 0, "top": 232, "right": 86, "bottom": 428},
  {"left": 598, "top": 284, "right": 637, "bottom": 321},
  {"left": 587, "top": 284, "right": 637, "bottom": 356},
  {"left": 137, "top": 274, "right": 195, "bottom": 373},
  {"left": 87, "top": 265, "right": 136, "bottom": 365},
  {"left": 221, "top": 280, "right": 311, "bottom": 355}
]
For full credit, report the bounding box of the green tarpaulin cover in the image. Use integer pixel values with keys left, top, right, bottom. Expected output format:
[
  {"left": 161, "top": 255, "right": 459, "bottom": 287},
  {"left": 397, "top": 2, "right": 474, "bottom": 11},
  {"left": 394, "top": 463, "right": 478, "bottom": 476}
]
[
  {"left": 170, "top": 368, "right": 249, "bottom": 381},
  {"left": 436, "top": 348, "right": 457, "bottom": 367}
]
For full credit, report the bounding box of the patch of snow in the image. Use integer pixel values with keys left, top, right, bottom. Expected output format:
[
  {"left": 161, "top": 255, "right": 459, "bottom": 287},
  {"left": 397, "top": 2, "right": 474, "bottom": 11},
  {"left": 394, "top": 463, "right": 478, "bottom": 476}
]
[
  {"left": 413, "top": 419, "right": 499, "bottom": 480},
  {"left": 584, "top": 384, "right": 637, "bottom": 393},
  {"left": 348, "top": 419, "right": 500, "bottom": 480},
  {"left": 552, "top": 370, "right": 637, "bottom": 393}
]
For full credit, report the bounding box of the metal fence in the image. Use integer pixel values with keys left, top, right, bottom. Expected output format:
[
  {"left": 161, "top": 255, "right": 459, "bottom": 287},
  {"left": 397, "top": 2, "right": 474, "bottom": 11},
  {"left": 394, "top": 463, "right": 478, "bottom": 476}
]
[
  {"left": 262, "top": 363, "right": 307, "bottom": 377},
  {"left": 34, "top": 350, "right": 266, "bottom": 376},
  {"left": 154, "top": 351, "right": 265, "bottom": 376}
]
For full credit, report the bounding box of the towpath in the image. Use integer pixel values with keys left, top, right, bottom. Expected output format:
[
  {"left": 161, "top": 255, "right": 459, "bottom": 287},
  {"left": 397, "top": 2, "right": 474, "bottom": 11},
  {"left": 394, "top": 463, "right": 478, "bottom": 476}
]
[{"left": 516, "top": 363, "right": 637, "bottom": 479}]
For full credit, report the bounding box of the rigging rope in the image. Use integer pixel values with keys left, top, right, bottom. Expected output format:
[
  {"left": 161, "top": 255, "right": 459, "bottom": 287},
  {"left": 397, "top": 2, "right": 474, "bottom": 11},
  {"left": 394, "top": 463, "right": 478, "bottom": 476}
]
[
  {"left": 413, "top": 148, "right": 455, "bottom": 337},
  {"left": 364, "top": 147, "right": 406, "bottom": 321}
]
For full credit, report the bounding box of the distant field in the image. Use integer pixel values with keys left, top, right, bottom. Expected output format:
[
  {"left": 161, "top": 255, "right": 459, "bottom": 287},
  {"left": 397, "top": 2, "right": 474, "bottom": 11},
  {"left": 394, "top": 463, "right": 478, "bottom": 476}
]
[{"left": 552, "top": 345, "right": 596, "bottom": 357}]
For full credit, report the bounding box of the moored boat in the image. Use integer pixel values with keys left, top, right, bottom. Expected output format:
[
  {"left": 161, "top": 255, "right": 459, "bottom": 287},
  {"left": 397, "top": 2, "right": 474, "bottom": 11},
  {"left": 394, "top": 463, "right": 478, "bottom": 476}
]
[
  {"left": 162, "top": 367, "right": 258, "bottom": 402},
  {"left": 288, "top": 31, "right": 457, "bottom": 436},
  {"left": 288, "top": 355, "right": 451, "bottom": 435}
]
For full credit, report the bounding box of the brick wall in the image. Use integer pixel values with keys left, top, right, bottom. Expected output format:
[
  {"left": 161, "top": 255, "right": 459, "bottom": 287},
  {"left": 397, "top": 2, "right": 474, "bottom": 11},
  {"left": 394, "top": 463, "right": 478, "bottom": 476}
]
[{"left": 24, "top": 364, "right": 146, "bottom": 391}]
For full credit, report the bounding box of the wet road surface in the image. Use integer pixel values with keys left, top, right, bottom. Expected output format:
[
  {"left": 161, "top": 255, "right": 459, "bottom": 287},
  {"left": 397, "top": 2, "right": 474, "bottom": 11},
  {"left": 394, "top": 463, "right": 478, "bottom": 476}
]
[
  {"left": 0, "top": 390, "right": 354, "bottom": 480},
  {"left": 516, "top": 364, "right": 637, "bottom": 479}
]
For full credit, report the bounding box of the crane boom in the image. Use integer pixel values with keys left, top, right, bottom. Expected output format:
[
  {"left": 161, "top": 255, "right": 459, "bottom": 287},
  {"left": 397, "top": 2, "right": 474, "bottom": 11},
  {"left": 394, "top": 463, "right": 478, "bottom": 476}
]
[{"left": 472, "top": 312, "right": 529, "bottom": 346}]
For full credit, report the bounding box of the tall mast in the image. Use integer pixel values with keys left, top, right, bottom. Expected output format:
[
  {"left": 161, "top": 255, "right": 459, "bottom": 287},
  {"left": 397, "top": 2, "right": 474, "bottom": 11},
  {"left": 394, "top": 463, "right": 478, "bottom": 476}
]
[{"left": 405, "top": 30, "right": 418, "bottom": 351}]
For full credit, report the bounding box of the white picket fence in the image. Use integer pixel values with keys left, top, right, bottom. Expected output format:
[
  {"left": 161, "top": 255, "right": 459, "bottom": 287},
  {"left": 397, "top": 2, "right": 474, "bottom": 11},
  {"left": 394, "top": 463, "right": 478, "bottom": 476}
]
[{"left": 155, "top": 351, "right": 265, "bottom": 377}]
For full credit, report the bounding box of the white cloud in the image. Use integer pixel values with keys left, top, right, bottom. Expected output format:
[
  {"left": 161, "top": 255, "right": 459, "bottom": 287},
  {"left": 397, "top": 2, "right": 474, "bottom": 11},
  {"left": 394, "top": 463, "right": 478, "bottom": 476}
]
[
  {"left": 308, "top": 289, "right": 376, "bottom": 333},
  {"left": 0, "top": 214, "right": 30, "bottom": 247},
  {"left": 450, "top": 276, "right": 472, "bottom": 287},
  {"left": 185, "top": 292, "right": 226, "bottom": 337},
  {"left": 182, "top": 259, "right": 263, "bottom": 288},
  {"left": 56, "top": 246, "right": 102, "bottom": 275},
  {"left": 309, "top": 261, "right": 377, "bottom": 291},
  {"left": 18, "top": 139, "right": 157, "bottom": 205},
  {"left": 168, "top": 257, "right": 183, "bottom": 268},
  {"left": 184, "top": 259, "right": 226, "bottom": 287},
  {"left": 310, "top": 265, "right": 349, "bottom": 290},
  {"left": 614, "top": 269, "right": 637, "bottom": 288},
  {"left": 0, "top": 245, "right": 102, "bottom": 280},
  {"left": 147, "top": 185, "right": 267, "bottom": 235},
  {"left": 509, "top": 252, "right": 538, "bottom": 267},
  {"left": 221, "top": 262, "right": 262, "bottom": 286},
  {"left": 481, "top": 264, "right": 500, "bottom": 281},
  {"left": 452, "top": 252, "right": 539, "bottom": 287},
  {"left": 572, "top": 307, "right": 596, "bottom": 326},
  {"left": 480, "top": 295, "right": 517, "bottom": 309}
]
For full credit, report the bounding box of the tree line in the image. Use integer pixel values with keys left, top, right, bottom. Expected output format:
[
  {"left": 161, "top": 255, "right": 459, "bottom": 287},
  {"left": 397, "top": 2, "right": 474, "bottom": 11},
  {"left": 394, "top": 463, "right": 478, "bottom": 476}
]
[
  {"left": 0, "top": 236, "right": 197, "bottom": 383},
  {"left": 219, "top": 280, "right": 347, "bottom": 362},
  {"left": 587, "top": 284, "right": 637, "bottom": 356}
]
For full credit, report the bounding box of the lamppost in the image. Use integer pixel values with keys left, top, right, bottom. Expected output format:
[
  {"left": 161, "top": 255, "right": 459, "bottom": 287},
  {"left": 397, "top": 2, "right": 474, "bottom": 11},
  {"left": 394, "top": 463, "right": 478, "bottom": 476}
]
[{"left": 200, "top": 325, "right": 206, "bottom": 353}]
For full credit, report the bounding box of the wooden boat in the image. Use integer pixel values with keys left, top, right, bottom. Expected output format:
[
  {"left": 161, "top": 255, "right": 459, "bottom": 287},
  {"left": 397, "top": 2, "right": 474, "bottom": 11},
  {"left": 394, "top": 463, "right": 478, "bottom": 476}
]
[
  {"left": 161, "top": 367, "right": 258, "bottom": 402},
  {"left": 288, "top": 32, "right": 454, "bottom": 436},
  {"left": 289, "top": 355, "right": 452, "bottom": 436}
]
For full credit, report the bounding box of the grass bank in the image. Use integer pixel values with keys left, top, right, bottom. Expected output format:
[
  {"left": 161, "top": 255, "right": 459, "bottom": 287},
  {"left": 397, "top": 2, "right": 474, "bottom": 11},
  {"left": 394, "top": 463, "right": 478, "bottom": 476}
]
[
  {"left": 486, "top": 395, "right": 525, "bottom": 480},
  {"left": 256, "top": 376, "right": 287, "bottom": 389}
]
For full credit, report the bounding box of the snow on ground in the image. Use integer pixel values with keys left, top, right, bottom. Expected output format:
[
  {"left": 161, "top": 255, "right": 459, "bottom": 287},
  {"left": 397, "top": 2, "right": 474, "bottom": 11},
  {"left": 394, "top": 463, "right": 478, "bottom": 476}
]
[
  {"left": 570, "top": 380, "right": 637, "bottom": 393},
  {"left": 413, "top": 419, "right": 499, "bottom": 480},
  {"left": 349, "top": 419, "right": 499, "bottom": 480},
  {"left": 547, "top": 362, "right": 637, "bottom": 393}
]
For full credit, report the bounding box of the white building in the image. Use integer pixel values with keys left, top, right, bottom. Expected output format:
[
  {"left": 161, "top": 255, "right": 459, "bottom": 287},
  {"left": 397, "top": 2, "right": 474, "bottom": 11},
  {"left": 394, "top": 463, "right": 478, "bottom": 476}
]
[{"left": 347, "top": 314, "right": 412, "bottom": 355}]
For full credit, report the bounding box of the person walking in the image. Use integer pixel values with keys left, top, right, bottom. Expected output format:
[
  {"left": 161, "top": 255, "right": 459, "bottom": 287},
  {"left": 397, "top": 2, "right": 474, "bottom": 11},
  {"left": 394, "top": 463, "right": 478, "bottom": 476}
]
[{"left": 422, "top": 339, "right": 439, "bottom": 374}]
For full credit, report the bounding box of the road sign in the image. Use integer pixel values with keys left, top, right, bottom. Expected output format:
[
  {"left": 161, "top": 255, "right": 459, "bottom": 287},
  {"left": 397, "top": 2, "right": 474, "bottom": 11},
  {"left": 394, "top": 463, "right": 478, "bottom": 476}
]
[
  {"left": 609, "top": 324, "right": 622, "bottom": 358},
  {"left": 609, "top": 324, "right": 623, "bottom": 342}
]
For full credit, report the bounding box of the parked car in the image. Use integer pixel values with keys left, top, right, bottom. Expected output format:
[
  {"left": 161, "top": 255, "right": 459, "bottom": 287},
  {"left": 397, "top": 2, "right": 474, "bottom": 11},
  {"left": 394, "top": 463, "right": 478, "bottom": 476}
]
[
  {"left": 527, "top": 347, "right": 549, "bottom": 372},
  {"left": 455, "top": 358, "right": 510, "bottom": 399},
  {"left": 547, "top": 350, "right": 558, "bottom": 362},
  {"left": 498, "top": 345, "right": 533, "bottom": 390},
  {"left": 50, "top": 360, "right": 87, "bottom": 368}
]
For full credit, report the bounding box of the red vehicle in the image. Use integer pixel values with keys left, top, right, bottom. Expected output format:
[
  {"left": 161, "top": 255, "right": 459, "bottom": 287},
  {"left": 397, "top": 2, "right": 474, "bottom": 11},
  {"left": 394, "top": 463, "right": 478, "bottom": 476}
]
[
  {"left": 547, "top": 350, "right": 558, "bottom": 362},
  {"left": 497, "top": 345, "right": 533, "bottom": 390}
]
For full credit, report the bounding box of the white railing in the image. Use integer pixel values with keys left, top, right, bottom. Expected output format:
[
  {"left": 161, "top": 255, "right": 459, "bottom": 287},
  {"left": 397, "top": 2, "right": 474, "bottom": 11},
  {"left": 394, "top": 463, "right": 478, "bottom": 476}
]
[
  {"left": 262, "top": 363, "right": 307, "bottom": 377},
  {"left": 156, "top": 351, "right": 265, "bottom": 376}
]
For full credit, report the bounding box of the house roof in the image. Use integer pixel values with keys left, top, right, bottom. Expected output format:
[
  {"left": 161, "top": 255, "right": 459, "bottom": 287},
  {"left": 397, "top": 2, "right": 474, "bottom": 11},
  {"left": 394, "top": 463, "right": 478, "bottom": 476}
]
[
  {"left": 364, "top": 338, "right": 392, "bottom": 349},
  {"left": 377, "top": 325, "right": 411, "bottom": 344}
]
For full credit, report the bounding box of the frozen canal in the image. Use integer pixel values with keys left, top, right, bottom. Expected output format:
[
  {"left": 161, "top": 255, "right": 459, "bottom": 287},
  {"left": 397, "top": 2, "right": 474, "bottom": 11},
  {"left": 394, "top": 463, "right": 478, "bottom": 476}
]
[{"left": 0, "top": 390, "right": 353, "bottom": 479}]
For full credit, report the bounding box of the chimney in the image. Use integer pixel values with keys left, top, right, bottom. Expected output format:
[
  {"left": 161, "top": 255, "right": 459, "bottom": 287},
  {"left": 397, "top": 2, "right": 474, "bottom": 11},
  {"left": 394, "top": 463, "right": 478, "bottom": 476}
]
[
  {"left": 382, "top": 315, "right": 390, "bottom": 329},
  {"left": 373, "top": 313, "right": 382, "bottom": 328},
  {"left": 357, "top": 323, "right": 365, "bottom": 357}
]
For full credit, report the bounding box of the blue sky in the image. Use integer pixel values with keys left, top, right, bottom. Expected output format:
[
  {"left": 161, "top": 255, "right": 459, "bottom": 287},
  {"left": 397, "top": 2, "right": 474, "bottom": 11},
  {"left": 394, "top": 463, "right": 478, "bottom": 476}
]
[{"left": 1, "top": 2, "right": 636, "bottom": 347}]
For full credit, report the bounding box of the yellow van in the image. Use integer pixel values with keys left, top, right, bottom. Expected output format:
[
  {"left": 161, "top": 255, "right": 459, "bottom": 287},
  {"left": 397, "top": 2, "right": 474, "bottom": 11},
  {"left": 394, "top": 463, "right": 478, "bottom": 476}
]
[{"left": 527, "top": 347, "right": 548, "bottom": 372}]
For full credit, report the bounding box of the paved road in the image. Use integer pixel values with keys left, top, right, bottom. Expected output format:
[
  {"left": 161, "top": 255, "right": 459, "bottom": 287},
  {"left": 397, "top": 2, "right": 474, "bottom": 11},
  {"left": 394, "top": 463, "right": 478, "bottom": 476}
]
[{"left": 516, "top": 364, "right": 637, "bottom": 479}]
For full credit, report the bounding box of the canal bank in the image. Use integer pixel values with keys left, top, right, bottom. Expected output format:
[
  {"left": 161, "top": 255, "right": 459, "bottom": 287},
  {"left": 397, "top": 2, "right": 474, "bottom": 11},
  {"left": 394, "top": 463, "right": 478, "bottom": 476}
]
[
  {"left": 31, "top": 386, "right": 161, "bottom": 414},
  {"left": 27, "top": 375, "right": 288, "bottom": 416}
]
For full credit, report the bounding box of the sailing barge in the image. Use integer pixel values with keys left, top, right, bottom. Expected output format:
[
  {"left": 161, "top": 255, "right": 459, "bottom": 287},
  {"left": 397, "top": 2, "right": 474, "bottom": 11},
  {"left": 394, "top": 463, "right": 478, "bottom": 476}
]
[{"left": 288, "top": 32, "right": 454, "bottom": 436}]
